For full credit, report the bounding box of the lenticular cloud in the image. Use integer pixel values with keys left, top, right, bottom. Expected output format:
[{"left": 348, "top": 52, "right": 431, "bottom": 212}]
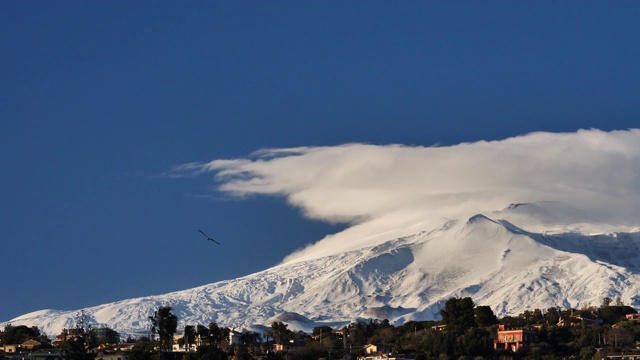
[{"left": 173, "top": 129, "right": 640, "bottom": 261}]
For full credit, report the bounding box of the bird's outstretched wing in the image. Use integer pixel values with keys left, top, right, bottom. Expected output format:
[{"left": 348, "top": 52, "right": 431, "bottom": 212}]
[{"left": 198, "top": 229, "right": 221, "bottom": 245}]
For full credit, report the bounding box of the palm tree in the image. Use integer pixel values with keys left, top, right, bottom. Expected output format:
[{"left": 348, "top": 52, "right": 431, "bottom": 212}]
[
  {"left": 235, "top": 331, "right": 262, "bottom": 360},
  {"left": 271, "top": 322, "right": 290, "bottom": 346},
  {"left": 208, "top": 322, "right": 230, "bottom": 349},
  {"left": 263, "top": 329, "right": 274, "bottom": 344},
  {"left": 149, "top": 306, "right": 178, "bottom": 352},
  {"left": 241, "top": 331, "right": 262, "bottom": 348},
  {"left": 196, "top": 324, "right": 210, "bottom": 347},
  {"left": 184, "top": 325, "right": 196, "bottom": 352}
]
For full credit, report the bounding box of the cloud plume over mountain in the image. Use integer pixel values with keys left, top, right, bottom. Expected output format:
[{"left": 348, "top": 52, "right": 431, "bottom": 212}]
[
  {"left": 7, "top": 129, "right": 640, "bottom": 336},
  {"left": 171, "top": 129, "right": 640, "bottom": 261}
]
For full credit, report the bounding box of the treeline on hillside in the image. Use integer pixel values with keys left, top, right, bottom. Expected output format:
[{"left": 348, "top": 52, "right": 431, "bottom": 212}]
[
  {"left": 162, "top": 298, "right": 640, "bottom": 360},
  {"left": 2, "top": 297, "right": 639, "bottom": 360}
]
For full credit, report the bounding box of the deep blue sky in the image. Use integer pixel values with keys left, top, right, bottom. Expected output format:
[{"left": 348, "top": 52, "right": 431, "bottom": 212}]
[{"left": 2, "top": 1, "right": 639, "bottom": 322}]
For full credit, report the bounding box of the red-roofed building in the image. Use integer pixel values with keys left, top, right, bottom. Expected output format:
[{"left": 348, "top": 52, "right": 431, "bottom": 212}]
[{"left": 494, "top": 325, "right": 536, "bottom": 352}]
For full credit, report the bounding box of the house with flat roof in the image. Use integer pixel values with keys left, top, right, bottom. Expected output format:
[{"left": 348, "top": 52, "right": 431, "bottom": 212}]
[
  {"left": 494, "top": 324, "right": 536, "bottom": 352},
  {"left": 626, "top": 313, "right": 640, "bottom": 321}
]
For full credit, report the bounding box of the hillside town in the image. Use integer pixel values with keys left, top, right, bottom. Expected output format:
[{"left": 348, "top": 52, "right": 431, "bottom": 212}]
[{"left": 2, "top": 298, "right": 640, "bottom": 360}]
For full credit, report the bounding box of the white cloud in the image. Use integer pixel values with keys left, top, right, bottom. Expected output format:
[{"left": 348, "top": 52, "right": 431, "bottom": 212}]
[{"left": 173, "top": 129, "right": 640, "bottom": 262}]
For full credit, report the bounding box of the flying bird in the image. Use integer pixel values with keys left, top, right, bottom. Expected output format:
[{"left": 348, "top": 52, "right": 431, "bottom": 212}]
[{"left": 199, "top": 229, "right": 221, "bottom": 245}]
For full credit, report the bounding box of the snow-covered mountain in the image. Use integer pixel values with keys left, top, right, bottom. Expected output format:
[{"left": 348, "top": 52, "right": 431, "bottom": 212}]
[{"left": 5, "top": 203, "right": 640, "bottom": 337}]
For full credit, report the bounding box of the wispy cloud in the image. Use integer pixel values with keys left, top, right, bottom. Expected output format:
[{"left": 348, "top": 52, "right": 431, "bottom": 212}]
[{"left": 173, "top": 129, "right": 640, "bottom": 262}]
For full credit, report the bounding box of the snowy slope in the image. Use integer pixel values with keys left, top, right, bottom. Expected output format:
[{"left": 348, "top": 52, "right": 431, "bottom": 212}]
[{"left": 5, "top": 208, "right": 640, "bottom": 337}]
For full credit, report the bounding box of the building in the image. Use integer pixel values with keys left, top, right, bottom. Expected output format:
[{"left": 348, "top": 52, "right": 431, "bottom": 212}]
[
  {"left": 3, "top": 344, "right": 20, "bottom": 353},
  {"left": 95, "top": 353, "right": 131, "bottom": 360},
  {"left": 21, "top": 340, "right": 42, "bottom": 350},
  {"left": 358, "top": 355, "right": 414, "bottom": 360},
  {"left": 363, "top": 343, "right": 394, "bottom": 355},
  {"left": 171, "top": 335, "right": 198, "bottom": 352},
  {"left": 273, "top": 339, "right": 306, "bottom": 352},
  {"left": 494, "top": 325, "right": 536, "bottom": 352},
  {"left": 625, "top": 313, "right": 640, "bottom": 321},
  {"left": 356, "top": 344, "right": 411, "bottom": 360},
  {"left": 229, "top": 330, "right": 243, "bottom": 345},
  {"left": 52, "top": 329, "right": 83, "bottom": 347},
  {"left": 93, "top": 328, "right": 120, "bottom": 344},
  {"left": 2, "top": 340, "right": 42, "bottom": 353},
  {"left": 111, "top": 343, "right": 135, "bottom": 352},
  {"left": 557, "top": 312, "right": 603, "bottom": 327},
  {"left": 30, "top": 350, "right": 65, "bottom": 360}
]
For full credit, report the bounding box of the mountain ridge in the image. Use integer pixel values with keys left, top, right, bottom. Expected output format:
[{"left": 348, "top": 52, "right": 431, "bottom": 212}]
[{"left": 4, "top": 206, "right": 640, "bottom": 336}]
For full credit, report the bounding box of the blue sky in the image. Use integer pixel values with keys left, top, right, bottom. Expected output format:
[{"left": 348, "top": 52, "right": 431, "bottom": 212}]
[{"left": 2, "top": 1, "right": 640, "bottom": 323}]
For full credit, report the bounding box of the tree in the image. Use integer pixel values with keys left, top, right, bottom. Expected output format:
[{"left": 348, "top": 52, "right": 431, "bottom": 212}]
[
  {"left": 371, "top": 326, "right": 397, "bottom": 349},
  {"left": 456, "top": 327, "right": 493, "bottom": 358},
  {"left": 184, "top": 325, "right": 196, "bottom": 352},
  {"left": 39, "top": 333, "right": 53, "bottom": 348},
  {"left": 2, "top": 324, "right": 41, "bottom": 345},
  {"left": 605, "top": 327, "right": 634, "bottom": 350},
  {"left": 149, "top": 306, "right": 178, "bottom": 352},
  {"left": 240, "top": 331, "right": 262, "bottom": 345},
  {"left": 191, "top": 323, "right": 229, "bottom": 360},
  {"left": 312, "top": 326, "right": 334, "bottom": 337},
  {"left": 532, "top": 308, "right": 544, "bottom": 324},
  {"left": 238, "top": 331, "right": 262, "bottom": 359},
  {"left": 195, "top": 344, "right": 228, "bottom": 360},
  {"left": 196, "top": 325, "right": 211, "bottom": 346},
  {"left": 129, "top": 337, "right": 155, "bottom": 360},
  {"left": 65, "top": 336, "right": 94, "bottom": 360},
  {"left": 271, "top": 322, "right": 291, "bottom": 346},
  {"left": 440, "top": 297, "right": 476, "bottom": 334},
  {"left": 208, "top": 322, "right": 230, "bottom": 349},
  {"left": 545, "top": 307, "right": 560, "bottom": 325},
  {"left": 599, "top": 305, "right": 636, "bottom": 324},
  {"left": 474, "top": 306, "right": 498, "bottom": 328},
  {"left": 63, "top": 310, "right": 96, "bottom": 360},
  {"left": 263, "top": 329, "right": 274, "bottom": 344},
  {"left": 231, "top": 332, "right": 261, "bottom": 360}
]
